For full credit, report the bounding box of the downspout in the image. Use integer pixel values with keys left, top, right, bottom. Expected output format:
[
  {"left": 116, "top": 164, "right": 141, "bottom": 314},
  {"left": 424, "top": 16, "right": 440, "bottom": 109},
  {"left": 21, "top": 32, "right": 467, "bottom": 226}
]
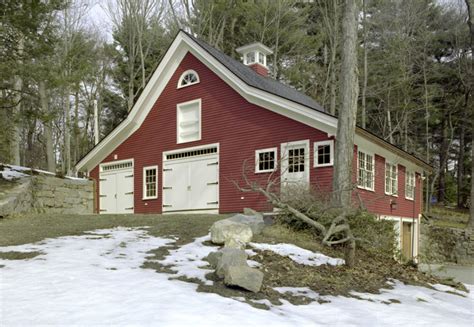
[{"left": 411, "top": 174, "right": 417, "bottom": 261}]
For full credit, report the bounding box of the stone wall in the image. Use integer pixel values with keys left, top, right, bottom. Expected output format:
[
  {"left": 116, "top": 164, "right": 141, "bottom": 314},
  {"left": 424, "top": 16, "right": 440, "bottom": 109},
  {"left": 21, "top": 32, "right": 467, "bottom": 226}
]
[
  {"left": 420, "top": 223, "right": 474, "bottom": 265},
  {"left": 32, "top": 176, "right": 94, "bottom": 214},
  {"left": 0, "top": 175, "right": 94, "bottom": 217}
]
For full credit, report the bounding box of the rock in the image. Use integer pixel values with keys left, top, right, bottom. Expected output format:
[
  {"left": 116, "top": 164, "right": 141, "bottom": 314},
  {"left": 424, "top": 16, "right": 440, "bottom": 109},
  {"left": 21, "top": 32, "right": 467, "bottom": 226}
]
[
  {"left": 204, "top": 251, "right": 223, "bottom": 269},
  {"left": 210, "top": 219, "right": 253, "bottom": 245},
  {"left": 224, "top": 265, "right": 264, "bottom": 293},
  {"left": 224, "top": 236, "right": 246, "bottom": 250},
  {"left": 216, "top": 248, "right": 248, "bottom": 278},
  {"left": 229, "top": 213, "right": 265, "bottom": 235}
]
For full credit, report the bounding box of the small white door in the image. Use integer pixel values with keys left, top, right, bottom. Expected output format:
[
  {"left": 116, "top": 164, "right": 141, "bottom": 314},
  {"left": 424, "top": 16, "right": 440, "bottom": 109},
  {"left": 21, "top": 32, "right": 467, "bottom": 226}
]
[
  {"left": 281, "top": 140, "right": 310, "bottom": 189},
  {"left": 99, "top": 160, "right": 134, "bottom": 214},
  {"left": 163, "top": 151, "right": 218, "bottom": 212}
]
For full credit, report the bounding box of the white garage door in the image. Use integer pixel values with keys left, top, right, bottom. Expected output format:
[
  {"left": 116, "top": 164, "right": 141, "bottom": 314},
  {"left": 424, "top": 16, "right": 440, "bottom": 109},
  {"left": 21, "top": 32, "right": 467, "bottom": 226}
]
[
  {"left": 99, "top": 160, "right": 134, "bottom": 214},
  {"left": 163, "top": 146, "right": 218, "bottom": 213}
]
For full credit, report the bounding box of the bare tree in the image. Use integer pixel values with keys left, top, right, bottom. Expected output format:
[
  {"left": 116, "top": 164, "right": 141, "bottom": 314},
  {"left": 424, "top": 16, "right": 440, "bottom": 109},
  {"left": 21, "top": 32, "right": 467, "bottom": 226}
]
[{"left": 234, "top": 158, "right": 357, "bottom": 266}]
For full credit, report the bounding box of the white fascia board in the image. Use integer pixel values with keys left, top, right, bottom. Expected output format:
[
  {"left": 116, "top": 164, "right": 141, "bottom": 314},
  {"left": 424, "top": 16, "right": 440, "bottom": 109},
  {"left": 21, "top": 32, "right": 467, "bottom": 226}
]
[
  {"left": 354, "top": 134, "right": 424, "bottom": 174},
  {"left": 76, "top": 35, "right": 188, "bottom": 172}
]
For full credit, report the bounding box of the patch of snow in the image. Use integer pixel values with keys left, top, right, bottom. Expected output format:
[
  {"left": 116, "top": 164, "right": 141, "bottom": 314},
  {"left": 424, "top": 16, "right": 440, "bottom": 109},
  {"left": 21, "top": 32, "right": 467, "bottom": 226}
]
[
  {"left": 158, "top": 234, "right": 216, "bottom": 285},
  {"left": 0, "top": 163, "right": 88, "bottom": 181},
  {"left": 0, "top": 167, "right": 29, "bottom": 180},
  {"left": 431, "top": 283, "right": 469, "bottom": 296},
  {"left": 247, "top": 259, "right": 261, "bottom": 268},
  {"left": 274, "top": 287, "right": 321, "bottom": 300},
  {"left": 1, "top": 229, "right": 473, "bottom": 326},
  {"left": 245, "top": 248, "right": 258, "bottom": 256},
  {"left": 250, "top": 242, "right": 345, "bottom": 266}
]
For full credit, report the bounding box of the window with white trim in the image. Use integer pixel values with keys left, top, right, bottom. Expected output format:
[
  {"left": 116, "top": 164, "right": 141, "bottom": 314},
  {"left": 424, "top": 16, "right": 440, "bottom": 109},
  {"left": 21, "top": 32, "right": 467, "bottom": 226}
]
[
  {"left": 357, "top": 150, "right": 375, "bottom": 191},
  {"left": 314, "top": 140, "right": 334, "bottom": 167},
  {"left": 143, "top": 166, "right": 158, "bottom": 199},
  {"left": 177, "top": 70, "right": 199, "bottom": 88},
  {"left": 255, "top": 148, "right": 277, "bottom": 173},
  {"left": 385, "top": 162, "right": 398, "bottom": 196},
  {"left": 177, "top": 99, "right": 201, "bottom": 144},
  {"left": 405, "top": 171, "right": 416, "bottom": 200}
]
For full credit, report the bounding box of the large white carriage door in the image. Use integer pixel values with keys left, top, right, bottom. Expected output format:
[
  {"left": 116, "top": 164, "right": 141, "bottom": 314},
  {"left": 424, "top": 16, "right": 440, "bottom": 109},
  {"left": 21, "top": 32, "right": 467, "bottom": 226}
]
[
  {"left": 99, "top": 160, "right": 134, "bottom": 214},
  {"left": 281, "top": 140, "right": 310, "bottom": 190},
  {"left": 162, "top": 146, "right": 218, "bottom": 212}
]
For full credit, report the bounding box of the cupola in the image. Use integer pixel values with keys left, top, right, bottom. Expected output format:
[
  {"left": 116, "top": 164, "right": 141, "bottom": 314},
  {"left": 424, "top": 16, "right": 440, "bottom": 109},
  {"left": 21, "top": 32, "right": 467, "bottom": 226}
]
[{"left": 236, "top": 42, "right": 273, "bottom": 77}]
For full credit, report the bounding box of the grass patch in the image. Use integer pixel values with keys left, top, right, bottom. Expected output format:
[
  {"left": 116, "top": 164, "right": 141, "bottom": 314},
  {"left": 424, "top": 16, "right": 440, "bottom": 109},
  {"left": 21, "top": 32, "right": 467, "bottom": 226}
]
[
  {"left": 0, "top": 213, "right": 228, "bottom": 247},
  {"left": 0, "top": 251, "right": 42, "bottom": 260},
  {"left": 428, "top": 206, "right": 469, "bottom": 229}
]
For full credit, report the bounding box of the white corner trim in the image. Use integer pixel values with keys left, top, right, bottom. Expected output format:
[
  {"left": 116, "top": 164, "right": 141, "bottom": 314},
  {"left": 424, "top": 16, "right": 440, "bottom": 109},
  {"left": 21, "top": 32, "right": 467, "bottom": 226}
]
[
  {"left": 142, "top": 165, "right": 158, "bottom": 200},
  {"left": 177, "top": 69, "right": 200, "bottom": 89},
  {"left": 313, "top": 140, "right": 334, "bottom": 167},
  {"left": 255, "top": 147, "right": 278, "bottom": 173}
]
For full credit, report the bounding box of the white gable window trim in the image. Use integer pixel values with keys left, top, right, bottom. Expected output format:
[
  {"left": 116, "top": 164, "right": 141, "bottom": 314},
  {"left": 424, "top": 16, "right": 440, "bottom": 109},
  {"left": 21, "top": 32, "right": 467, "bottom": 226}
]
[
  {"left": 177, "top": 69, "right": 199, "bottom": 89},
  {"left": 177, "top": 98, "right": 201, "bottom": 144},
  {"left": 385, "top": 161, "right": 398, "bottom": 197},
  {"left": 143, "top": 165, "right": 158, "bottom": 200},
  {"left": 405, "top": 170, "right": 416, "bottom": 200},
  {"left": 314, "top": 140, "right": 334, "bottom": 167},
  {"left": 357, "top": 149, "right": 375, "bottom": 191},
  {"left": 255, "top": 147, "right": 277, "bottom": 173}
]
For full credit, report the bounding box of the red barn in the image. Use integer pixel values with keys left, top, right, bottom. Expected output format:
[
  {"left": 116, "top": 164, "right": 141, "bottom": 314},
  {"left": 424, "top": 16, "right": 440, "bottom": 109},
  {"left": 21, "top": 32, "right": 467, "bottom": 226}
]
[{"left": 76, "top": 31, "right": 431, "bottom": 260}]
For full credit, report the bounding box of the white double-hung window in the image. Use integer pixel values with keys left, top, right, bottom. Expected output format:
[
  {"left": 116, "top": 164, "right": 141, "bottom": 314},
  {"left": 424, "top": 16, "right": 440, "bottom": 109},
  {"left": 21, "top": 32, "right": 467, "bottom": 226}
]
[
  {"left": 357, "top": 150, "right": 375, "bottom": 191},
  {"left": 143, "top": 166, "right": 158, "bottom": 200},
  {"left": 405, "top": 171, "right": 416, "bottom": 200},
  {"left": 177, "top": 99, "right": 201, "bottom": 144},
  {"left": 385, "top": 162, "right": 398, "bottom": 196}
]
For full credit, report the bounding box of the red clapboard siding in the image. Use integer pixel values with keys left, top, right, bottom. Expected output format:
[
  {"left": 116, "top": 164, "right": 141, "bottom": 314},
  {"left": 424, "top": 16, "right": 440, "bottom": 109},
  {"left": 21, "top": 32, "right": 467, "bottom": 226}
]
[{"left": 90, "top": 51, "right": 422, "bottom": 219}]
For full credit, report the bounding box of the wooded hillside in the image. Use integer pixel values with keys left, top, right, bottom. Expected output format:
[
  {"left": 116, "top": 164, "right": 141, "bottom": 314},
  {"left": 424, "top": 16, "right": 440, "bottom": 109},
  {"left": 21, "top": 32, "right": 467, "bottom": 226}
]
[{"left": 1, "top": 0, "right": 472, "bottom": 212}]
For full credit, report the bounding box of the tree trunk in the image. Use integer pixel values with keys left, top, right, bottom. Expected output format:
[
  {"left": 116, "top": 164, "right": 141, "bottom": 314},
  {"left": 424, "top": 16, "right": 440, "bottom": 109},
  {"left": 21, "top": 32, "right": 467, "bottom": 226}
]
[
  {"left": 329, "top": 0, "right": 339, "bottom": 116},
  {"left": 39, "top": 81, "right": 56, "bottom": 173},
  {"left": 438, "top": 115, "right": 448, "bottom": 205},
  {"left": 361, "top": 0, "right": 368, "bottom": 128},
  {"left": 11, "top": 36, "right": 24, "bottom": 165},
  {"left": 64, "top": 85, "right": 71, "bottom": 175},
  {"left": 73, "top": 89, "right": 80, "bottom": 167},
  {"left": 332, "top": 0, "right": 359, "bottom": 208},
  {"left": 457, "top": 102, "right": 466, "bottom": 208}
]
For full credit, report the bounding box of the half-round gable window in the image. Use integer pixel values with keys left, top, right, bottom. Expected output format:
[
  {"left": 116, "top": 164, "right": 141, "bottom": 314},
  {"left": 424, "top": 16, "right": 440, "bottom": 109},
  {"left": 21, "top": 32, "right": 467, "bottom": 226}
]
[{"left": 178, "top": 70, "right": 199, "bottom": 88}]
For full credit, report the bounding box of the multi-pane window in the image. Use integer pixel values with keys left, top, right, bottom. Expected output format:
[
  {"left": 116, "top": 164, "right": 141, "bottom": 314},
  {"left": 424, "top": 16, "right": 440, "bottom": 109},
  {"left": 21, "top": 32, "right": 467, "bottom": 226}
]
[
  {"left": 255, "top": 148, "right": 277, "bottom": 173},
  {"left": 288, "top": 148, "right": 305, "bottom": 173},
  {"left": 177, "top": 99, "right": 201, "bottom": 143},
  {"left": 143, "top": 166, "right": 158, "bottom": 199},
  {"left": 405, "top": 171, "right": 416, "bottom": 200},
  {"left": 385, "top": 162, "right": 398, "bottom": 196},
  {"left": 314, "top": 140, "right": 334, "bottom": 167},
  {"left": 246, "top": 51, "right": 256, "bottom": 64},
  {"left": 178, "top": 70, "right": 199, "bottom": 88},
  {"left": 357, "top": 150, "right": 374, "bottom": 190}
]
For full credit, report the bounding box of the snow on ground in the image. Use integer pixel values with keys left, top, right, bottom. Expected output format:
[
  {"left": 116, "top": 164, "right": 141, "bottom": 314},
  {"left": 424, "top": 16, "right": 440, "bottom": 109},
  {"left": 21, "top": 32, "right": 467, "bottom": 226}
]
[
  {"left": 0, "top": 163, "right": 87, "bottom": 180},
  {"left": 249, "top": 242, "right": 345, "bottom": 266},
  {"left": 157, "top": 235, "right": 216, "bottom": 285},
  {"left": 1, "top": 228, "right": 473, "bottom": 326}
]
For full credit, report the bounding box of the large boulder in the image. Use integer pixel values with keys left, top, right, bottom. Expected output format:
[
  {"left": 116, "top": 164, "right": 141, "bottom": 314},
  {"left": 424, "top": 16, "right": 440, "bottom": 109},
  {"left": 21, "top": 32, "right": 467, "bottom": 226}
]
[
  {"left": 229, "top": 212, "right": 265, "bottom": 235},
  {"left": 216, "top": 248, "right": 248, "bottom": 278},
  {"left": 224, "top": 265, "right": 264, "bottom": 293},
  {"left": 210, "top": 219, "right": 253, "bottom": 245},
  {"left": 203, "top": 251, "right": 223, "bottom": 269}
]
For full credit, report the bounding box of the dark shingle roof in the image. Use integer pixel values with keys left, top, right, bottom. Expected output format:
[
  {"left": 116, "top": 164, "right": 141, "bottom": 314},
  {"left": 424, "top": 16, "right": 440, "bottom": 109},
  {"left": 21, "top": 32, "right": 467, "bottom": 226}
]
[{"left": 185, "top": 32, "right": 327, "bottom": 114}]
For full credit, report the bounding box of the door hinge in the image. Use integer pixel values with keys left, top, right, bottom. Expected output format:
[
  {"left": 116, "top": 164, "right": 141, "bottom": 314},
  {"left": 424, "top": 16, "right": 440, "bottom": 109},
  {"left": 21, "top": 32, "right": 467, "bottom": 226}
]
[
  {"left": 125, "top": 191, "right": 134, "bottom": 195},
  {"left": 99, "top": 195, "right": 107, "bottom": 198},
  {"left": 163, "top": 187, "right": 172, "bottom": 190},
  {"left": 125, "top": 175, "right": 134, "bottom": 178},
  {"left": 207, "top": 182, "right": 218, "bottom": 185},
  {"left": 99, "top": 178, "right": 107, "bottom": 181},
  {"left": 163, "top": 204, "right": 172, "bottom": 208},
  {"left": 100, "top": 209, "right": 107, "bottom": 212},
  {"left": 163, "top": 168, "right": 173, "bottom": 172},
  {"left": 207, "top": 201, "right": 218, "bottom": 205},
  {"left": 207, "top": 162, "right": 219, "bottom": 166},
  {"left": 125, "top": 207, "right": 134, "bottom": 210}
]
